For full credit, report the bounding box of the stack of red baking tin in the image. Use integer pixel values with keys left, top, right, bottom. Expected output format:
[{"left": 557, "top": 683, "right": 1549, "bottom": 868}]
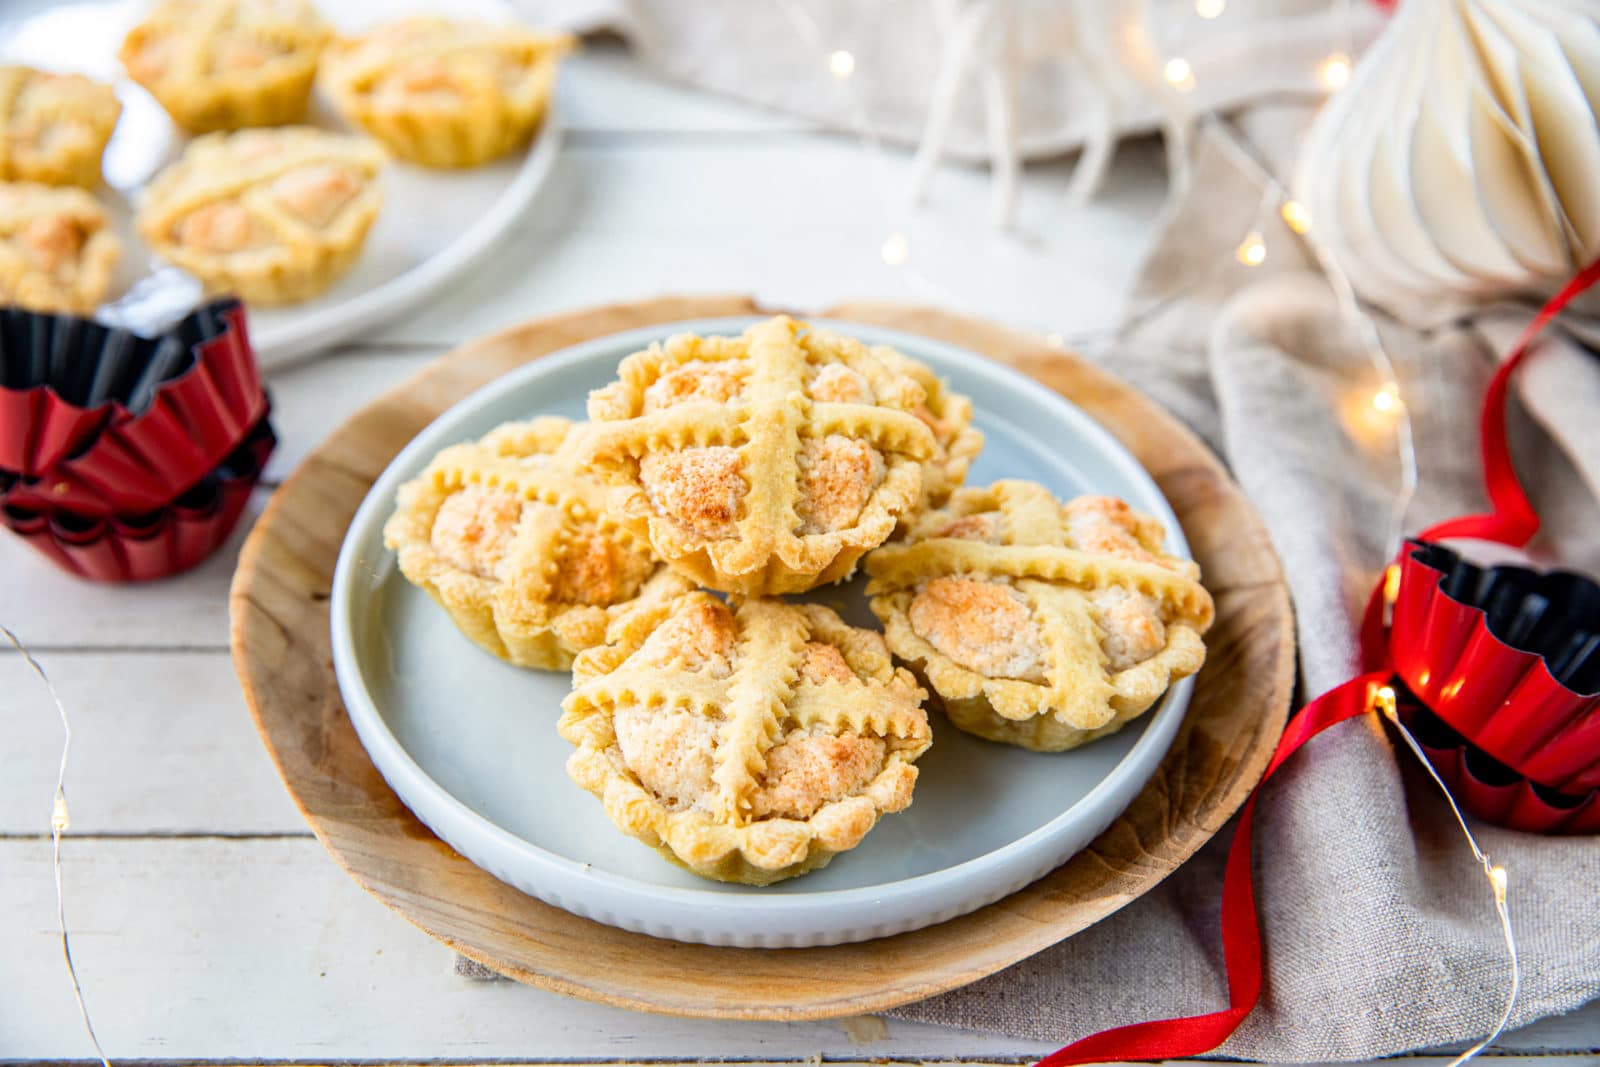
[
  {"left": 1390, "top": 539, "right": 1600, "bottom": 834},
  {"left": 0, "top": 299, "right": 274, "bottom": 582}
]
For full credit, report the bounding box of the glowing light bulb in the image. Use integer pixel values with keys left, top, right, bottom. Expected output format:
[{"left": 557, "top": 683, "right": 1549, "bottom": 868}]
[
  {"left": 1320, "top": 52, "right": 1352, "bottom": 90},
  {"left": 1373, "top": 685, "right": 1399, "bottom": 721},
  {"left": 881, "top": 231, "right": 909, "bottom": 266},
  {"left": 1383, "top": 564, "right": 1401, "bottom": 605},
  {"left": 828, "top": 50, "right": 856, "bottom": 78},
  {"left": 1280, "top": 199, "right": 1312, "bottom": 234},
  {"left": 1490, "top": 865, "right": 1509, "bottom": 902},
  {"left": 1196, "top": 0, "right": 1225, "bottom": 17},
  {"left": 1236, "top": 232, "right": 1266, "bottom": 266},
  {"left": 1164, "top": 57, "right": 1195, "bottom": 92},
  {"left": 1372, "top": 382, "right": 1401, "bottom": 414}
]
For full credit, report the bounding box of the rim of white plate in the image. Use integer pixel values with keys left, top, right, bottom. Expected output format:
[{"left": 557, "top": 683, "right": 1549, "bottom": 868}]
[
  {"left": 251, "top": 108, "right": 564, "bottom": 370},
  {"left": 329, "top": 317, "right": 1197, "bottom": 946}
]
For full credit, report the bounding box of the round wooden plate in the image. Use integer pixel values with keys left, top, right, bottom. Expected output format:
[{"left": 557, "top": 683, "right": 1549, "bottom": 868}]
[{"left": 231, "top": 295, "right": 1294, "bottom": 1020}]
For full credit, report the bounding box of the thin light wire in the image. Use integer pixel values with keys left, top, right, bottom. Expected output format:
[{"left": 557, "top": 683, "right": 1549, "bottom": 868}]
[
  {"left": 1200, "top": 113, "right": 1419, "bottom": 558},
  {"left": 3, "top": 625, "right": 111, "bottom": 1067},
  {"left": 1375, "top": 688, "right": 1520, "bottom": 1067}
]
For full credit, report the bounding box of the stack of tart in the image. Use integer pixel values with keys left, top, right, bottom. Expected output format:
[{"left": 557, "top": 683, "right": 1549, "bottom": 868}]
[
  {"left": 385, "top": 316, "right": 1216, "bottom": 885},
  {"left": 1, "top": 0, "right": 573, "bottom": 314}
]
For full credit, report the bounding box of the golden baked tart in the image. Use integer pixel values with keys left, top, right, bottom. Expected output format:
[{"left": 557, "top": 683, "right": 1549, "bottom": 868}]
[
  {"left": 137, "top": 127, "right": 384, "bottom": 305},
  {"left": 559, "top": 592, "right": 932, "bottom": 885},
  {"left": 383, "top": 417, "right": 694, "bottom": 671},
  {"left": 320, "top": 17, "right": 575, "bottom": 168},
  {"left": 584, "top": 315, "right": 977, "bottom": 596},
  {"left": 119, "top": 0, "right": 331, "bottom": 133},
  {"left": 0, "top": 182, "right": 120, "bottom": 314},
  {"left": 866, "top": 480, "right": 1214, "bottom": 752},
  {"left": 0, "top": 66, "right": 122, "bottom": 188}
]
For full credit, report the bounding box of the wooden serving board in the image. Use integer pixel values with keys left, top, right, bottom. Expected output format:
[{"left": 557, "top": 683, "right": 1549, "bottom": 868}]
[{"left": 230, "top": 295, "right": 1295, "bottom": 1021}]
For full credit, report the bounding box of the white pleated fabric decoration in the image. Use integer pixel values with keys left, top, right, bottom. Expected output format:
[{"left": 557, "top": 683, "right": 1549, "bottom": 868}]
[{"left": 1297, "top": 0, "right": 1600, "bottom": 316}]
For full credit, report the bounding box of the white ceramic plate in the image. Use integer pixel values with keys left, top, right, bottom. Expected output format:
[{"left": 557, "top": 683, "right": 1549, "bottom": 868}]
[
  {"left": 330, "top": 318, "right": 1199, "bottom": 948},
  {"left": 1, "top": 0, "right": 559, "bottom": 369}
]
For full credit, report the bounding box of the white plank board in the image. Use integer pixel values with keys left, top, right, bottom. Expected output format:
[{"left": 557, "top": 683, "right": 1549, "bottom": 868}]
[
  {"left": 561, "top": 46, "right": 820, "bottom": 134},
  {"left": 2, "top": 839, "right": 1595, "bottom": 1062},
  {"left": 0, "top": 837, "right": 1052, "bottom": 1062},
  {"left": 0, "top": 489, "right": 267, "bottom": 651},
  {"left": 0, "top": 651, "right": 302, "bottom": 836},
  {"left": 360, "top": 136, "right": 1169, "bottom": 349}
]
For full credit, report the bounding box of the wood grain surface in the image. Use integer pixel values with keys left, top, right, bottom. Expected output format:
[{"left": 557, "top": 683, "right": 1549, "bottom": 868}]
[{"left": 229, "top": 295, "right": 1295, "bottom": 1021}]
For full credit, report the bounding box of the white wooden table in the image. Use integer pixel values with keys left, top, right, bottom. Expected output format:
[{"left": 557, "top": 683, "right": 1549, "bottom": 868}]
[{"left": 3, "top": 43, "right": 1598, "bottom": 1066}]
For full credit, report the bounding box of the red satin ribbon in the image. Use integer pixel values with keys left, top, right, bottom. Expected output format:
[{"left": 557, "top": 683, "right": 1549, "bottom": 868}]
[{"left": 1036, "top": 259, "right": 1600, "bottom": 1067}]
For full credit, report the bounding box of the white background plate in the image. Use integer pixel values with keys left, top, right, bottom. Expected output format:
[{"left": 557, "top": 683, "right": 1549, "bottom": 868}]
[
  {"left": 1, "top": 0, "right": 561, "bottom": 369},
  {"left": 331, "top": 317, "right": 1199, "bottom": 948}
]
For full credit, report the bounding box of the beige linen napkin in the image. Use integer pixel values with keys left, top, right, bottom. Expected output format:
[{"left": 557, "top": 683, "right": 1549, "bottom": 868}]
[{"left": 885, "top": 117, "right": 1600, "bottom": 1059}]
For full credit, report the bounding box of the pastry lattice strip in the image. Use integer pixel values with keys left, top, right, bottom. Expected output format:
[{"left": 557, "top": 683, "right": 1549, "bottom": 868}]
[
  {"left": 570, "top": 598, "right": 925, "bottom": 828},
  {"left": 872, "top": 479, "right": 1213, "bottom": 628},
  {"left": 588, "top": 317, "right": 936, "bottom": 553}
]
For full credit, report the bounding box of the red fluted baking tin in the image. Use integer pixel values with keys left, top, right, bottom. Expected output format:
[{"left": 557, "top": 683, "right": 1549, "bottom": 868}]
[
  {"left": 1397, "top": 694, "right": 1600, "bottom": 835},
  {"left": 1, "top": 418, "right": 275, "bottom": 583},
  {"left": 0, "top": 299, "right": 263, "bottom": 484},
  {"left": 1390, "top": 539, "right": 1600, "bottom": 794}
]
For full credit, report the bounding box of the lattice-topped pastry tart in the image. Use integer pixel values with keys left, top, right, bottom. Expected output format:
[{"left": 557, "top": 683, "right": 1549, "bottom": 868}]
[
  {"left": 0, "top": 66, "right": 121, "bottom": 188},
  {"left": 320, "top": 17, "right": 575, "bottom": 169},
  {"left": 866, "top": 480, "right": 1214, "bottom": 752},
  {"left": 583, "top": 316, "right": 977, "bottom": 596},
  {"left": 119, "top": 0, "right": 331, "bottom": 133},
  {"left": 137, "top": 127, "right": 384, "bottom": 305},
  {"left": 559, "top": 592, "right": 932, "bottom": 884},
  {"left": 0, "top": 182, "right": 120, "bottom": 314},
  {"left": 383, "top": 417, "right": 695, "bottom": 671}
]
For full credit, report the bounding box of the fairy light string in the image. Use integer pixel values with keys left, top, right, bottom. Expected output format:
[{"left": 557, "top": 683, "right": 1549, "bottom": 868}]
[
  {"left": 776, "top": 0, "right": 1517, "bottom": 1060},
  {"left": 1372, "top": 684, "right": 1520, "bottom": 1067},
  {"left": 3, "top": 624, "right": 111, "bottom": 1067}
]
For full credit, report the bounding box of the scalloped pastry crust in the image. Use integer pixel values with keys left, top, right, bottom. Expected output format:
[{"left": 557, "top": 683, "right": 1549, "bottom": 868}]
[
  {"left": 137, "top": 127, "right": 384, "bottom": 305},
  {"left": 119, "top": 0, "right": 331, "bottom": 133},
  {"left": 0, "top": 182, "right": 120, "bottom": 314},
  {"left": 866, "top": 480, "right": 1214, "bottom": 752},
  {"left": 0, "top": 66, "right": 121, "bottom": 188},
  {"left": 320, "top": 17, "right": 574, "bottom": 168},
  {"left": 583, "top": 315, "right": 979, "bottom": 596},
  {"left": 383, "top": 417, "right": 695, "bottom": 671},
  {"left": 559, "top": 592, "right": 932, "bottom": 884}
]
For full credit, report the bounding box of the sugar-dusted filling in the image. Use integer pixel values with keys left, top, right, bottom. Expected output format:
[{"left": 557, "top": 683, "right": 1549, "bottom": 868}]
[
  {"left": 930, "top": 510, "right": 1003, "bottom": 543},
  {"left": 909, "top": 576, "right": 1049, "bottom": 683},
  {"left": 809, "top": 362, "right": 873, "bottom": 404},
  {"left": 551, "top": 529, "right": 654, "bottom": 607},
  {"left": 749, "top": 725, "right": 886, "bottom": 820},
  {"left": 795, "top": 434, "right": 884, "bottom": 535},
  {"left": 638, "top": 446, "right": 746, "bottom": 541},
  {"left": 643, "top": 359, "right": 745, "bottom": 412},
  {"left": 613, "top": 705, "right": 717, "bottom": 812},
  {"left": 613, "top": 598, "right": 738, "bottom": 810},
  {"left": 270, "top": 163, "right": 362, "bottom": 227},
  {"left": 174, "top": 201, "right": 269, "bottom": 253},
  {"left": 1089, "top": 586, "right": 1167, "bottom": 672},
  {"left": 376, "top": 56, "right": 466, "bottom": 110},
  {"left": 631, "top": 596, "right": 739, "bottom": 678},
  {"left": 212, "top": 34, "right": 286, "bottom": 73},
  {"left": 1064, "top": 495, "right": 1168, "bottom": 566},
  {"left": 17, "top": 213, "right": 86, "bottom": 277},
  {"left": 429, "top": 484, "right": 524, "bottom": 579}
]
